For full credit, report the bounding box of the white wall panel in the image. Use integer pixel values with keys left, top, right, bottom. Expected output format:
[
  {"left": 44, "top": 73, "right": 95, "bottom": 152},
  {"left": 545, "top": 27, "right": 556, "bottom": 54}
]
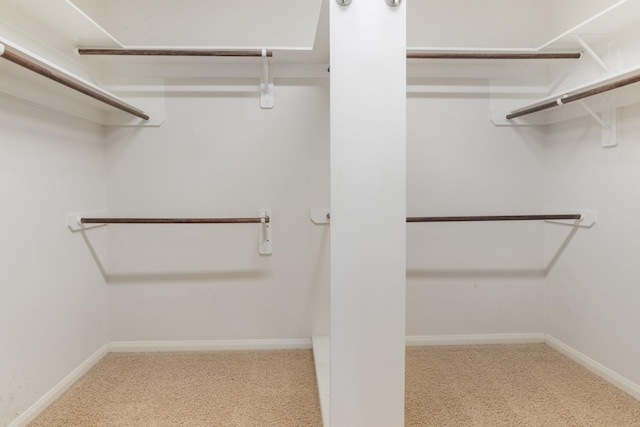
[
  {"left": 105, "top": 83, "right": 330, "bottom": 341},
  {"left": 406, "top": 86, "right": 547, "bottom": 336},
  {"left": 0, "top": 96, "right": 107, "bottom": 426},
  {"left": 544, "top": 105, "right": 640, "bottom": 388}
]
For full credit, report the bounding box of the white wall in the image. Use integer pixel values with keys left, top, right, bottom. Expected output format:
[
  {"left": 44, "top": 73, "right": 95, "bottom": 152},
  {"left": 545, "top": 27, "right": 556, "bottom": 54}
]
[
  {"left": 406, "top": 85, "right": 548, "bottom": 336},
  {"left": 105, "top": 82, "right": 330, "bottom": 342},
  {"left": 0, "top": 96, "right": 108, "bottom": 426},
  {"left": 544, "top": 105, "right": 640, "bottom": 388}
]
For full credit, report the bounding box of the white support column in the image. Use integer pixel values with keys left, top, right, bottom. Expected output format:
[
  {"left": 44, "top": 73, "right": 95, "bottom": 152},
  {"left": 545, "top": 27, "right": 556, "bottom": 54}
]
[{"left": 330, "top": 1, "right": 406, "bottom": 426}]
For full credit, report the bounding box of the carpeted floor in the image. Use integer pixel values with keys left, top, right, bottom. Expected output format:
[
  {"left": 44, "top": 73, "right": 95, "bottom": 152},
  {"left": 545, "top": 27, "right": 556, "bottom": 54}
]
[
  {"left": 406, "top": 344, "right": 640, "bottom": 426},
  {"left": 29, "top": 344, "right": 640, "bottom": 426},
  {"left": 28, "top": 350, "right": 322, "bottom": 427}
]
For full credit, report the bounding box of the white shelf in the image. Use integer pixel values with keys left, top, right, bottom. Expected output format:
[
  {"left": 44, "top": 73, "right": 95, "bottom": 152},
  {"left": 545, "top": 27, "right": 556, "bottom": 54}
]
[
  {"left": 494, "top": 64, "right": 640, "bottom": 126},
  {"left": 409, "top": 0, "right": 640, "bottom": 54},
  {"left": 4, "top": 0, "right": 121, "bottom": 47},
  {"left": 540, "top": 0, "right": 640, "bottom": 50},
  {"left": 0, "top": 37, "right": 162, "bottom": 126}
]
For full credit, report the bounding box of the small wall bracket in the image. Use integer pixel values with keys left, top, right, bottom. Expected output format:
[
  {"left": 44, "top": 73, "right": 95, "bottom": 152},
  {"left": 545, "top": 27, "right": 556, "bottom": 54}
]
[
  {"left": 574, "top": 35, "right": 608, "bottom": 74},
  {"left": 259, "top": 209, "right": 272, "bottom": 255},
  {"left": 544, "top": 208, "right": 597, "bottom": 228},
  {"left": 310, "top": 208, "right": 331, "bottom": 224},
  {"left": 578, "top": 96, "right": 617, "bottom": 147},
  {"left": 260, "top": 49, "right": 274, "bottom": 109},
  {"left": 66, "top": 210, "right": 108, "bottom": 231}
]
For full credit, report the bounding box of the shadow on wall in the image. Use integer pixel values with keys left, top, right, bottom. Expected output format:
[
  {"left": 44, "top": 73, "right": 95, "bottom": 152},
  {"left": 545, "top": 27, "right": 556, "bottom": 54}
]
[
  {"left": 77, "top": 228, "right": 272, "bottom": 284},
  {"left": 407, "top": 268, "right": 546, "bottom": 279},
  {"left": 105, "top": 269, "right": 272, "bottom": 284},
  {"left": 407, "top": 221, "right": 580, "bottom": 280}
]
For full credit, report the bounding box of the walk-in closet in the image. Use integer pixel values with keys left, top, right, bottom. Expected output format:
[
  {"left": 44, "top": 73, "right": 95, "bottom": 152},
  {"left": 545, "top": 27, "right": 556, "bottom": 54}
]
[{"left": 2, "top": 1, "right": 640, "bottom": 426}]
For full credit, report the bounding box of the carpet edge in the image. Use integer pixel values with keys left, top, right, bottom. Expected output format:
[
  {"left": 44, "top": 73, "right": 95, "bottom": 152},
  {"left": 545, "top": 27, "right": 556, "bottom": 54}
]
[
  {"left": 406, "top": 333, "right": 546, "bottom": 346},
  {"left": 108, "top": 338, "right": 313, "bottom": 352},
  {"left": 7, "top": 344, "right": 109, "bottom": 427},
  {"left": 545, "top": 334, "right": 640, "bottom": 400}
]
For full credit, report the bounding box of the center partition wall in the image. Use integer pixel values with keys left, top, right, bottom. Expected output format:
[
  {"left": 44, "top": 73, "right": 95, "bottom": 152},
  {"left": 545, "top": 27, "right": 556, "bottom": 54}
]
[{"left": 330, "top": 1, "right": 406, "bottom": 426}]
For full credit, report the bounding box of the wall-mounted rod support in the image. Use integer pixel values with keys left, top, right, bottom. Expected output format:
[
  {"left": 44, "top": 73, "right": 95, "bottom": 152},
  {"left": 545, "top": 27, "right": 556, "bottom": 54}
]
[
  {"left": 406, "top": 214, "right": 581, "bottom": 223},
  {"left": 80, "top": 217, "right": 270, "bottom": 224},
  {"left": 506, "top": 73, "right": 640, "bottom": 120},
  {"left": 78, "top": 48, "right": 273, "bottom": 57},
  {"left": 407, "top": 52, "right": 582, "bottom": 60},
  {"left": 574, "top": 35, "right": 608, "bottom": 73},
  {"left": 0, "top": 43, "right": 149, "bottom": 120}
]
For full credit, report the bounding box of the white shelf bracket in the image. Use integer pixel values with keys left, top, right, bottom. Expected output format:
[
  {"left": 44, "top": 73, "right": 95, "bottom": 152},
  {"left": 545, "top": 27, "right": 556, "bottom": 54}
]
[
  {"left": 258, "top": 209, "right": 272, "bottom": 255},
  {"left": 260, "top": 49, "right": 274, "bottom": 109},
  {"left": 578, "top": 96, "right": 617, "bottom": 147},
  {"left": 574, "top": 35, "right": 608, "bottom": 73},
  {"left": 310, "top": 208, "right": 331, "bottom": 224},
  {"left": 544, "top": 209, "right": 597, "bottom": 228},
  {"left": 66, "top": 210, "right": 108, "bottom": 231}
]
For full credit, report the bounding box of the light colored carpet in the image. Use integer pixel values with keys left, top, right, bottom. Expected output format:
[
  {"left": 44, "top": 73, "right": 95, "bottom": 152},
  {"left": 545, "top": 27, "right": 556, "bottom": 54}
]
[
  {"left": 29, "top": 344, "right": 640, "bottom": 426},
  {"left": 406, "top": 344, "right": 640, "bottom": 426},
  {"left": 28, "top": 350, "right": 322, "bottom": 427}
]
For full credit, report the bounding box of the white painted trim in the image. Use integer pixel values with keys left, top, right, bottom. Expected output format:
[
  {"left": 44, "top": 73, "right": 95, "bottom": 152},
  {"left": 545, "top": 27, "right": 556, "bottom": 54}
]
[
  {"left": 406, "top": 333, "right": 546, "bottom": 346},
  {"left": 8, "top": 344, "right": 109, "bottom": 427},
  {"left": 312, "top": 336, "right": 330, "bottom": 427},
  {"left": 545, "top": 335, "right": 640, "bottom": 401},
  {"left": 109, "top": 338, "right": 312, "bottom": 352}
]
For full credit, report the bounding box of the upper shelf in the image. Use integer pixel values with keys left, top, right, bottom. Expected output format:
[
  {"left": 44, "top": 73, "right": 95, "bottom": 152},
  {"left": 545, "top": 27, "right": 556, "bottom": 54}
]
[
  {"left": 4, "top": 0, "right": 121, "bottom": 47},
  {"left": 408, "top": 0, "right": 640, "bottom": 53},
  {"left": 0, "top": 36, "right": 158, "bottom": 125},
  {"left": 69, "top": 0, "right": 323, "bottom": 50},
  {"left": 541, "top": 0, "right": 640, "bottom": 50},
  {"left": 504, "top": 64, "right": 640, "bottom": 121}
]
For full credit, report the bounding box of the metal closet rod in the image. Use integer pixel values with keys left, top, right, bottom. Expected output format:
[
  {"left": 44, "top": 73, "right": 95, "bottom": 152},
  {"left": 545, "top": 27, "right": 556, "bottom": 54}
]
[
  {"left": 80, "top": 217, "right": 269, "bottom": 224},
  {"left": 406, "top": 214, "right": 581, "bottom": 223},
  {"left": 407, "top": 51, "right": 582, "bottom": 60},
  {"left": 506, "top": 73, "right": 640, "bottom": 120},
  {"left": 78, "top": 48, "right": 273, "bottom": 57},
  {"left": 0, "top": 43, "right": 149, "bottom": 121}
]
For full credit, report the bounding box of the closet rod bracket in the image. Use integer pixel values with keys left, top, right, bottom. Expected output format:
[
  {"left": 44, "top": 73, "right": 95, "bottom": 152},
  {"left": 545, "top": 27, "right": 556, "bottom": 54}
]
[
  {"left": 573, "top": 35, "right": 609, "bottom": 73},
  {"left": 310, "top": 208, "right": 331, "bottom": 224},
  {"left": 578, "top": 96, "right": 617, "bottom": 147},
  {"left": 544, "top": 209, "right": 597, "bottom": 228},
  {"left": 260, "top": 49, "right": 274, "bottom": 109},
  {"left": 66, "top": 210, "right": 108, "bottom": 231},
  {"left": 259, "top": 209, "right": 272, "bottom": 254}
]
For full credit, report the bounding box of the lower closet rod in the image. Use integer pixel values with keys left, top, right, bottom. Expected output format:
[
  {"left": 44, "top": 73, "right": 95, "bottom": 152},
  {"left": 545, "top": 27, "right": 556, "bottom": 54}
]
[
  {"left": 80, "top": 217, "right": 269, "bottom": 224},
  {"left": 406, "top": 214, "right": 581, "bottom": 223}
]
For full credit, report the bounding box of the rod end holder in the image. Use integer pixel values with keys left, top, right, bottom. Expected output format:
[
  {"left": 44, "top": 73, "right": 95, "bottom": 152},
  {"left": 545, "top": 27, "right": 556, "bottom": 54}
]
[{"left": 258, "top": 209, "right": 272, "bottom": 255}]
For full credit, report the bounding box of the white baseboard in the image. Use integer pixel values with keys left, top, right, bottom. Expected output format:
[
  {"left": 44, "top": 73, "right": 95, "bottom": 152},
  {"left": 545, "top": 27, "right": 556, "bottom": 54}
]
[
  {"left": 8, "top": 344, "right": 109, "bottom": 427},
  {"left": 545, "top": 335, "right": 640, "bottom": 400},
  {"left": 312, "top": 336, "right": 331, "bottom": 427},
  {"left": 406, "top": 333, "right": 546, "bottom": 346},
  {"left": 109, "top": 338, "right": 312, "bottom": 352}
]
